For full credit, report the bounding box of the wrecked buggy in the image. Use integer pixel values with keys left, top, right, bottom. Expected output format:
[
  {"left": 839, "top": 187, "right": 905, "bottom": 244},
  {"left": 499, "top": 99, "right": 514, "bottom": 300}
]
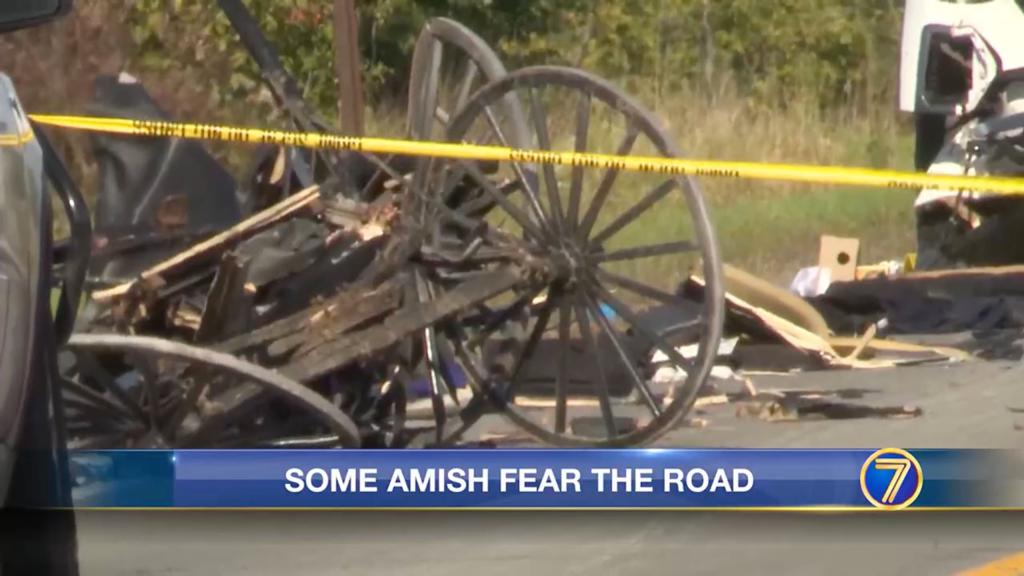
[{"left": 56, "top": 8, "right": 726, "bottom": 449}]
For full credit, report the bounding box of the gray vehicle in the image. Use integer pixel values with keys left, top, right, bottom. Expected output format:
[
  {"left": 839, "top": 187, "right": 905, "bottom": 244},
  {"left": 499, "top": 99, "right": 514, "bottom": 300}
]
[{"left": 0, "top": 1, "right": 88, "bottom": 574}]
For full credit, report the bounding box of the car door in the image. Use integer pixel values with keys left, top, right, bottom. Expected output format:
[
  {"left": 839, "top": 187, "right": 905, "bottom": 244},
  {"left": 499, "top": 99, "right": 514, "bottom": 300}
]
[
  {"left": 0, "top": 2, "right": 81, "bottom": 574},
  {"left": 0, "top": 72, "right": 48, "bottom": 505},
  {"left": 0, "top": 72, "right": 84, "bottom": 576}
]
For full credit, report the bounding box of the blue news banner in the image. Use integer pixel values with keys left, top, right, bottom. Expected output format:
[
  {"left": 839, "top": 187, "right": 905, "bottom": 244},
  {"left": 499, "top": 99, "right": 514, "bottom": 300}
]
[{"left": 67, "top": 449, "right": 1023, "bottom": 510}]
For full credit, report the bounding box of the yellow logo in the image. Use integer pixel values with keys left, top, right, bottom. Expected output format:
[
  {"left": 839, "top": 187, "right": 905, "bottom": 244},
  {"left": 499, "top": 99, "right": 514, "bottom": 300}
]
[{"left": 859, "top": 448, "right": 923, "bottom": 510}]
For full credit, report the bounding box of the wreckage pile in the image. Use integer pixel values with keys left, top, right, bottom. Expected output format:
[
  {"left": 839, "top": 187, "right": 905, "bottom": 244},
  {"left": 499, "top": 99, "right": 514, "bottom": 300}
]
[{"left": 57, "top": 6, "right": 726, "bottom": 449}]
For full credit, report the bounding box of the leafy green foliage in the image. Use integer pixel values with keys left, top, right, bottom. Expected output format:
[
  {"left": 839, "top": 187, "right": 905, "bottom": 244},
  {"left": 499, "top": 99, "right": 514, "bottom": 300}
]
[{"left": 123, "top": 0, "right": 903, "bottom": 118}]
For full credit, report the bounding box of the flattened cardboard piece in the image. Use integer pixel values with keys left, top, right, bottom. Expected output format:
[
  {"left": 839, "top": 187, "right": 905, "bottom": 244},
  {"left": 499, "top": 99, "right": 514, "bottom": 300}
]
[
  {"left": 685, "top": 276, "right": 837, "bottom": 362},
  {"left": 819, "top": 235, "right": 860, "bottom": 282},
  {"left": 684, "top": 276, "right": 966, "bottom": 370},
  {"left": 724, "top": 264, "right": 831, "bottom": 339},
  {"left": 827, "top": 336, "right": 971, "bottom": 363}
]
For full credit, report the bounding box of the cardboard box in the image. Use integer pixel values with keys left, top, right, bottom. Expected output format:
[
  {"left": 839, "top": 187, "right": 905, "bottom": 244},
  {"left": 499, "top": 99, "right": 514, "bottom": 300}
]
[{"left": 818, "top": 235, "right": 860, "bottom": 282}]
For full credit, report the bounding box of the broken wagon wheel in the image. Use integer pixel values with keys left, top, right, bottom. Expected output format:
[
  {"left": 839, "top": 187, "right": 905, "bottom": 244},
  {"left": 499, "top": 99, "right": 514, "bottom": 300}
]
[
  {"left": 405, "top": 17, "right": 533, "bottom": 221},
  {"left": 406, "top": 17, "right": 529, "bottom": 146},
  {"left": 419, "top": 65, "right": 725, "bottom": 446},
  {"left": 402, "top": 18, "right": 533, "bottom": 444},
  {"left": 60, "top": 333, "right": 361, "bottom": 449}
]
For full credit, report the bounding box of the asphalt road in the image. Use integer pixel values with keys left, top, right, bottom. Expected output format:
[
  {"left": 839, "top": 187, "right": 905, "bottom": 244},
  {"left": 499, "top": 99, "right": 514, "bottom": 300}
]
[
  {"left": 74, "top": 360, "right": 1024, "bottom": 576},
  {"left": 458, "top": 358, "right": 1024, "bottom": 448},
  {"left": 75, "top": 510, "right": 1024, "bottom": 576},
  {"left": 660, "top": 360, "right": 1024, "bottom": 449}
]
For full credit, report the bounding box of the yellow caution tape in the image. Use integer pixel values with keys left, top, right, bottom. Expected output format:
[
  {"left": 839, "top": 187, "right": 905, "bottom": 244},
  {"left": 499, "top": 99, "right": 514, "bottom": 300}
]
[
  {"left": 0, "top": 129, "right": 34, "bottom": 148},
  {"left": 29, "top": 114, "right": 1024, "bottom": 196}
]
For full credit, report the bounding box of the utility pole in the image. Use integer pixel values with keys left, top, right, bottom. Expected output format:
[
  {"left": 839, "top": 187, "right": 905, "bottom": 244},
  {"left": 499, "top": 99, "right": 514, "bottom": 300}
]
[{"left": 333, "top": 0, "right": 365, "bottom": 135}]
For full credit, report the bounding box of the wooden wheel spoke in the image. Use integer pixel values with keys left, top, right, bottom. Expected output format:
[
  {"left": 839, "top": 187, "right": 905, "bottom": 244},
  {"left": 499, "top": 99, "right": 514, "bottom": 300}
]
[
  {"left": 456, "top": 179, "right": 523, "bottom": 220},
  {"left": 378, "top": 367, "right": 408, "bottom": 448},
  {"left": 454, "top": 159, "right": 548, "bottom": 242},
  {"left": 61, "top": 375, "right": 138, "bottom": 422},
  {"left": 131, "top": 353, "right": 163, "bottom": 433},
  {"left": 554, "top": 298, "right": 572, "bottom": 434},
  {"left": 595, "top": 268, "right": 702, "bottom": 322},
  {"left": 591, "top": 179, "right": 676, "bottom": 246},
  {"left": 407, "top": 16, "right": 524, "bottom": 151},
  {"left": 590, "top": 283, "right": 696, "bottom": 370},
  {"left": 413, "top": 37, "right": 443, "bottom": 139},
  {"left": 434, "top": 106, "right": 450, "bottom": 126},
  {"left": 527, "top": 87, "right": 566, "bottom": 232},
  {"left": 66, "top": 418, "right": 138, "bottom": 437},
  {"left": 506, "top": 296, "right": 557, "bottom": 395},
  {"left": 572, "top": 292, "right": 617, "bottom": 438},
  {"left": 584, "top": 291, "right": 662, "bottom": 418},
  {"left": 567, "top": 91, "right": 591, "bottom": 232},
  {"left": 467, "top": 286, "right": 545, "bottom": 350},
  {"left": 408, "top": 173, "right": 520, "bottom": 249},
  {"left": 164, "top": 371, "right": 217, "bottom": 442},
  {"left": 63, "top": 396, "right": 136, "bottom": 430},
  {"left": 434, "top": 336, "right": 464, "bottom": 406},
  {"left": 482, "top": 105, "right": 550, "bottom": 232},
  {"left": 75, "top": 352, "right": 149, "bottom": 424},
  {"left": 592, "top": 240, "right": 697, "bottom": 263},
  {"left": 70, "top": 434, "right": 131, "bottom": 451},
  {"left": 454, "top": 59, "right": 480, "bottom": 113},
  {"left": 578, "top": 125, "right": 639, "bottom": 239},
  {"left": 176, "top": 383, "right": 268, "bottom": 447},
  {"left": 415, "top": 270, "right": 451, "bottom": 439}
]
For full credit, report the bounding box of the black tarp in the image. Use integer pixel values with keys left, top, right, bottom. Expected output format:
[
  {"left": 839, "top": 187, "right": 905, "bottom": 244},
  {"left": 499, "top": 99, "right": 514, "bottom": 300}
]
[{"left": 807, "top": 275, "right": 1024, "bottom": 336}]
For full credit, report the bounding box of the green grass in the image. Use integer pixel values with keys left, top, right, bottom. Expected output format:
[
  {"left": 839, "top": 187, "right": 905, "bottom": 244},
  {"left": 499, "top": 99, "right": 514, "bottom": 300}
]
[{"left": 708, "top": 186, "right": 917, "bottom": 285}]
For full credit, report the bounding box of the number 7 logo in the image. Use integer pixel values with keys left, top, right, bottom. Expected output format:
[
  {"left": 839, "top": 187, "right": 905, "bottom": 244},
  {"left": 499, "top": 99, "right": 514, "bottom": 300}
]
[
  {"left": 873, "top": 458, "right": 911, "bottom": 504},
  {"left": 860, "top": 448, "right": 923, "bottom": 509}
]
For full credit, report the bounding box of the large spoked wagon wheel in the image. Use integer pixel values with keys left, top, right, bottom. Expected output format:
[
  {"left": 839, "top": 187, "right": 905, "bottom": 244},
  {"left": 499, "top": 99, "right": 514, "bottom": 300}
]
[
  {"left": 418, "top": 66, "right": 725, "bottom": 446},
  {"left": 60, "top": 334, "right": 361, "bottom": 449}
]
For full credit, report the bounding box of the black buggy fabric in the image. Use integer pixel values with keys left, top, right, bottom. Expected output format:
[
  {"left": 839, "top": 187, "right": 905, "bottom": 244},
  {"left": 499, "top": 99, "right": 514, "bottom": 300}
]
[{"left": 86, "top": 74, "right": 243, "bottom": 284}]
